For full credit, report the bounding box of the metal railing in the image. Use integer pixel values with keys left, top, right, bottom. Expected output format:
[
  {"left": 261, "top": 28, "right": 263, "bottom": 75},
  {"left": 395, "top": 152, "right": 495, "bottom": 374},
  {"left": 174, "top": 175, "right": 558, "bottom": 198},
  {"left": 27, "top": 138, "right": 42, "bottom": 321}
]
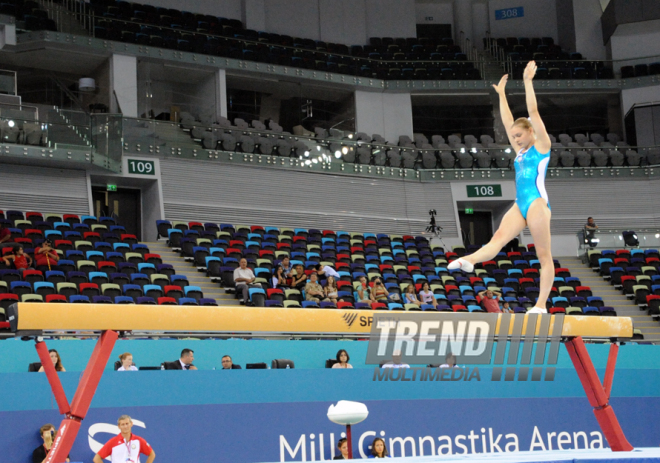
[{"left": 577, "top": 229, "right": 660, "bottom": 253}]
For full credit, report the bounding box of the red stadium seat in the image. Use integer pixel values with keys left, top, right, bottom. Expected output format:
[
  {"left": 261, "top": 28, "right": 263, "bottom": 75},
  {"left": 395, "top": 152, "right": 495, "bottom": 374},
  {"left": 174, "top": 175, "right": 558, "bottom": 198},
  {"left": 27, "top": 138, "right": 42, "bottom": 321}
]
[
  {"left": 157, "top": 297, "right": 177, "bottom": 305},
  {"left": 45, "top": 294, "right": 67, "bottom": 303}
]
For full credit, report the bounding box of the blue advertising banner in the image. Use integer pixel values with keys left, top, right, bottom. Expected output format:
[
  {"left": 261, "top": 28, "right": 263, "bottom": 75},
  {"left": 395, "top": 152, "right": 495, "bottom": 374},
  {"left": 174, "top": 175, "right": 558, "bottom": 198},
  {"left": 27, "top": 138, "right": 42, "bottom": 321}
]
[
  {"left": 495, "top": 6, "right": 524, "bottom": 20},
  {"left": 2, "top": 368, "right": 660, "bottom": 462}
]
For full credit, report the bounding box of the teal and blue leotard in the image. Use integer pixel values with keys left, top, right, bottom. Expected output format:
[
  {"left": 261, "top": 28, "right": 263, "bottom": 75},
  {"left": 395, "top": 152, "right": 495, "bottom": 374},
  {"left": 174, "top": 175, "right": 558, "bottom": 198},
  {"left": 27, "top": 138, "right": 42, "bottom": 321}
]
[{"left": 514, "top": 145, "right": 551, "bottom": 220}]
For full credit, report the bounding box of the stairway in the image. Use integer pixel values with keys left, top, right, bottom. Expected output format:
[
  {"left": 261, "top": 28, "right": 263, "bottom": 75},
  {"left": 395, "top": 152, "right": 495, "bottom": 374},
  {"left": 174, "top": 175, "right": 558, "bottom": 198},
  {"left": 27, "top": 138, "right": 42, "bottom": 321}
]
[
  {"left": 560, "top": 256, "right": 660, "bottom": 343},
  {"left": 47, "top": 107, "right": 91, "bottom": 148},
  {"left": 482, "top": 59, "right": 508, "bottom": 81},
  {"left": 146, "top": 240, "right": 240, "bottom": 306}
]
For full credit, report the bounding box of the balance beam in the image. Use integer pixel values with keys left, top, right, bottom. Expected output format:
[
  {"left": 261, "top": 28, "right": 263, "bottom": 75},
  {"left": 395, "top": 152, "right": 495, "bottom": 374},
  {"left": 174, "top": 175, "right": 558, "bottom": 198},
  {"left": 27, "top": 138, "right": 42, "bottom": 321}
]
[{"left": 5, "top": 303, "right": 635, "bottom": 462}]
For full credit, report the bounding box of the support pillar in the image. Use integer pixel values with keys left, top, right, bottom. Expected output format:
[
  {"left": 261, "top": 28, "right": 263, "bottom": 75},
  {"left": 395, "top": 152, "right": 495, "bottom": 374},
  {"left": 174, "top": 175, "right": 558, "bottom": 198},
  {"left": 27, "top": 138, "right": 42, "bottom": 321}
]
[
  {"left": 109, "top": 54, "right": 138, "bottom": 118},
  {"left": 354, "top": 90, "right": 412, "bottom": 144}
]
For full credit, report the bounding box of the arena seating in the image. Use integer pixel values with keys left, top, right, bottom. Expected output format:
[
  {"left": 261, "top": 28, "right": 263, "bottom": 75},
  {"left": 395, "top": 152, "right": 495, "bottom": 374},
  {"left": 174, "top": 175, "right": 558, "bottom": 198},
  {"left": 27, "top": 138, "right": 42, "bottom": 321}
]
[
  {"left": 15, "top": 0, "right": 482, "bottom": 81},
  {"left": 1, "top": 0, "right": 56, "bottom": 31},
  {"left": 587, "top": 248, "right": 660, "bottom": 317},
  {"left": 484, "top": 36, "right": 615, "bottom": 80},
  {"left": 0, "top": 210, "right": 212, "bottom": 320},
  {"left": 158, "top": 219, "right": 615, "bottom": 316}
]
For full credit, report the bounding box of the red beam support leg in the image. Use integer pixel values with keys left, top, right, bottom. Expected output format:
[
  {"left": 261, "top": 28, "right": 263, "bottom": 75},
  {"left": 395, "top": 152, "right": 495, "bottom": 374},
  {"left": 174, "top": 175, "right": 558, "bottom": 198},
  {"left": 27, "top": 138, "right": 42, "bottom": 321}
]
[
  {"left": 565, "top": 337, "right": 633, "bottom": 452},
  {"left": 41, "top": 330, "right": 119, "bottom": 463},
  {"left": 346, "top": 424, "right": 353, "bottom": 460},
  {"left": 35, "top": 340, "right": 70, "bottom": 415}
]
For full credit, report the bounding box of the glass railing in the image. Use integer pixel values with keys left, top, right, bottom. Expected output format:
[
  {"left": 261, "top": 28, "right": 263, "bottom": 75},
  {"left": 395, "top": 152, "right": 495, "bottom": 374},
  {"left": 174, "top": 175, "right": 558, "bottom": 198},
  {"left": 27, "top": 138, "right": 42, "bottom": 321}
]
[
  {"left": 0, "top": 102, "right": 91, "bottom": 148},
  {"left": 0, "top": 69, "right": 17, "bottom": 95},
  {"left": 91, "top": 114, "right": 123, "bottom": 171},
  {"left": 577, "top": 229, "right": 660, "bottom": 253}
]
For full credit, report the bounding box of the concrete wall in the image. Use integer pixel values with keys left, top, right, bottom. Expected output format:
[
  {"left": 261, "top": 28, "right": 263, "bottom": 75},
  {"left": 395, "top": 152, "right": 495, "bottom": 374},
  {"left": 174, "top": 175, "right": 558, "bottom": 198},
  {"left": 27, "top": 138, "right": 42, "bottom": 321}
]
[
  {"left": 318, "top": 0, "right": 368, "bottom": 46},
  {"left": 139, "top": 0, "right": 242, "bottom": 19},
  {"left": 609, "top": 18, "right": 660, "bottom": 60},
  {"left": 354, "top": 90, "right": 413, "bottom": 144},
  {"left": 365, "top": 0, "right": 417, "bottom": 39},
  {"left": 488, "top": 0, "right": 558, "bottom": 43},
  {"left": 573, "top": 0, "right": 607, "bottom": 60},
  {"left": 621, "top": 84, "right": 660, "bottom": 116},
  {"left": 110, "top": 54, "right": 138, "bottom": 118}
]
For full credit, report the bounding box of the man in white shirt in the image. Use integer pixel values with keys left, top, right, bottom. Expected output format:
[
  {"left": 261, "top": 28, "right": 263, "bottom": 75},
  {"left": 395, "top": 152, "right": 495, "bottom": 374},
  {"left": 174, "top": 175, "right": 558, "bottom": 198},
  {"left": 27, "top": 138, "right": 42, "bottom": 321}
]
[
  {"left": 315, "top": 263, "right": 340, "bottom": 280},
  {"left": 233, "top": 258, "right": 261, "bottom": 305},
  {"left": 381, "top": 350, "right": 410, "bottom": 369}
]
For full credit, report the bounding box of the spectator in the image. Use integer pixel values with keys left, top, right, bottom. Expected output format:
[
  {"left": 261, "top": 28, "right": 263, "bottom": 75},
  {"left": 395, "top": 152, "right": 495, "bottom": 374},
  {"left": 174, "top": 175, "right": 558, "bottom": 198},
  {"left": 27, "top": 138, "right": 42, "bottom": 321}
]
[
  {"left": 370, "top": 437, "right": 389, "bottom": 458},
  {"left": 370, "top": 277, "right": 389, "bottom": 304},
  {"left": 3, "top": 244, "right": 32, "bottom": 270},
  {"left": 381, "top": 350, "right": 409, "bottom": 369},
  {"left": 166, "top": 348, "right": 197, "bottom": 370},
  {"left": 315, "top": 263, "right": 340, "bottom": 280},
  {"left": 38, "top": 349, "right": 65, "bottom": 372},
  {"left": 440, "top": 353, "right": 459, "bottom": 368},
  {"left": 233, "top": 258, "right": 260, "bottom": 305},
  {"left": 333, "top": 438, "right": 349, "bottom": 460},
  {"left": 34, "top": 239, "right": 59, "bottom": 272},
  {"left": 32, "top": 424, "right": 70, "bottom": 463},
  {"left": 290, "top": 264, "right": 307, "bottom": 290},
  {"left": 332, "top": 349, "right": 352, "bottom": 369},
  {"left": 280, "top": 256, "right": 293, "bottom": 277},
  {"left": 356, "top": 276, "right": 372, "bottom": 305},
  {"left": 0, "top": 224, "right": 12, "bottom": 247},
  {"left": 117, "top": 352, "right": 137, "bottom": 371},
  {"left": 478, "top": 289, "right": 502, "bottom": 313},
  {"left": 221, "top": 355, "right": 241, "bottom": 369},
  {"left": 304, "top": 272, "right": 326, "bottom": 303},
  {"left": 403, "top": 284, "right": 421, "bottom": 307},
  {"left": 272, "top": 266, "right": 287, "bottom": 289},
  {"left": 324, "top": 276, "right": 338, "bottom": 304},
  {"left": 93, "top": 415, "right": 155, "bottom": 463},
  {"left": 585, "top": 217, "right": 598, "bottom": 232},
  {"left": 584, "top": 217, "right": 598, "bottom": 247},
  {"left": 418, "top": 282, "right": 437, "bottom": 308},
  {"left": 502, "top": 301, "right": 513, "bottom": 313}
]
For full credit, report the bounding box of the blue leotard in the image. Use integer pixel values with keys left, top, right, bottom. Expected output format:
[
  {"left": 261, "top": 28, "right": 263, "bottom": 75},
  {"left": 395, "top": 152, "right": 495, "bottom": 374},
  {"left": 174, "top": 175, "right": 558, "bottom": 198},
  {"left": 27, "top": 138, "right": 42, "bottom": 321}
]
[{"left": 514, "top": 145, "right": 550, "bottom": 220}]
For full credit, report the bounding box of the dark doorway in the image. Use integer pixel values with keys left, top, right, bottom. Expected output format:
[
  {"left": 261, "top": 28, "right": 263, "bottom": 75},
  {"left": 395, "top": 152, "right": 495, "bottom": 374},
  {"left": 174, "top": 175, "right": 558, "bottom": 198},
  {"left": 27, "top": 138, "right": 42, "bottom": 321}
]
[
  {"left": 416, "top": 24, "right": 452, "bottom": 40},
  {"left": 458, "top": 211, "right": 492, "bottom": 247},
  {"left": 92, "top": 187, "right": 142, "bottom": 240}
]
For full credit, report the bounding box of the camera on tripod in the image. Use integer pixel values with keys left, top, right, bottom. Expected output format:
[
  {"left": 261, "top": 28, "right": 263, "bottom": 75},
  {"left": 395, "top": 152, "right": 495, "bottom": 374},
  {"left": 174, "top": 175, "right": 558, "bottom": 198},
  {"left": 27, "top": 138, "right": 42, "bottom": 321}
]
[{"left": 425, "top": 209, "right": 442, "bottom": 236}]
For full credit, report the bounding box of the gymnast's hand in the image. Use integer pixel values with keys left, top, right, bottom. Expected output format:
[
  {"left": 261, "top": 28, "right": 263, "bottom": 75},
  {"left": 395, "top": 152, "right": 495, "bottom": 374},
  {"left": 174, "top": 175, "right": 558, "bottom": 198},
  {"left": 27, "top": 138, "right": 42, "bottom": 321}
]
[
  {"left": 492, "top": 74, "right": 508, "bottom": 95},
  {"left": 523, "top": 61, "right": 537, "bottom": 81}
]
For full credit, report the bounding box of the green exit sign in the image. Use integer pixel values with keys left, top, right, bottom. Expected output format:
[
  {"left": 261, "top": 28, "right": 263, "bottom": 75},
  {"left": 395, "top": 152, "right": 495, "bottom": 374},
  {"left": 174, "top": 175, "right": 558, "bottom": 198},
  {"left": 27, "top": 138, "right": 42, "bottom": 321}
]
[
  {"left": 467, "top": 184, "right": 502, "bottom": 198},
  {"left": 127, "top": 159, "right": 155, "bottom": 175},
  {"left": 107, "top": 184, "right": 117, "bottom": 192},
  {"left": 465, "top": 208, "right": 474, "bottom": 214}
]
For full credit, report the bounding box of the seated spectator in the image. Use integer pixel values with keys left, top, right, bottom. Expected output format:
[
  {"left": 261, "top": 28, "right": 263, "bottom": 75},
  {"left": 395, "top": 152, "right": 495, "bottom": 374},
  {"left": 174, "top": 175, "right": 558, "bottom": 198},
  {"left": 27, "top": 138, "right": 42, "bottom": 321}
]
[
  {"left": 221, "top": 355, "right": 241, "bottom": 369},
  {"left": 502, "top": 301, "right": 513, "bottom": 313},
  {"left": 356, "top": 276, "right": 372, "bottom": 305},
  {"left": 440, "top": 353, "right": 459, "bottom": 368},
  {"left": 381, "top": 350, "right": 409, "bottom": 369},
  {"left": 332, "top": 349, "right": 352, "bottom": 369},
  {"left": 3, "top": 244, "right": 32, "bottom": 270},
  {"left": 334, "top": 438, "right": 349, "bottom": 460},
  {"left": 164, "top": 348, "right": 197, "bottom": 370},
  {"left": 418, "top": 282, "right": 437, "bottom": 307},
  {"left": 315, "top": 263, "right": 340, "bottom": 280},
  {"left": 304, "top": 272, "right": 327, "bottom": 302},
  {"left": 478, "top": 289, "right": 502, "bottom": 313},
  {"left": 370, "top": 277, "right": 389, "bottom": 303},
  {"left": 34, "top": 239, "right": 59, "bottom": 272},
  {"left": 33, "top": 423, "right": 70, "bottom": 463},
  {"left": 324, "top": 276, "right": 338, "bottom": 304},
  {"left": 38, "top": 349, "right": 65, "bottom": 372},
  {"left": 233, "top": 258, "right": 261, "bottom": 305},
  {"left": 290, "top": 264, "right": 307, "bottom": 290},
  {"left": 280, "top": 256, "right": 293, "bottom": 277},
  {"left": 370, "top": 437, "right": 389, "bottom": 459},
  {"left": 403, "top": 284, "right": 421, "bottom": 306},
  {"left": 272, "top": 265, "right": 287, "bottom": 289},
  {"left": 117, "top": 352, "right": 137, "bottom": 371},
  {"left": 0, "top": 224, "right": 12, "bottom": 248}
]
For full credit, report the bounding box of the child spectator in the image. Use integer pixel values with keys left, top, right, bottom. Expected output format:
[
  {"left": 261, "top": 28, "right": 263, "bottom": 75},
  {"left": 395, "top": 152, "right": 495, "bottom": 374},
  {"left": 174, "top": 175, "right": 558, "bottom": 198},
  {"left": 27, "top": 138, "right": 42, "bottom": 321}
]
[
  {"left": 418, "top": 281, "right": 437, "bottom": 308},
  {"left": 272, "top": 265, "right": 287, "bottom": 289},
  {"left": 324, "top": 276, "right": 338, "bottom": 304},
  {"left": 3, "top": 244, "right": 32, "bottom": 270},
  {"left": 403, "top": 283, "right": 421, "bottom": 307}
]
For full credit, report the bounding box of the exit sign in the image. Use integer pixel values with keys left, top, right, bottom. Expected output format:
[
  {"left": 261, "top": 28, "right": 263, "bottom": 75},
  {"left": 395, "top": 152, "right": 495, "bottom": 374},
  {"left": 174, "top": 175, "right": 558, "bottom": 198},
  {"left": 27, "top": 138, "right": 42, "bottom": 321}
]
[
  {"left": 465, "top": 208, "right": 474, "bottom": 214},
  {"left": 467, "top": 184, "right": 502, "bottom": 198},
  {"left": 107, "top": 184, "right": 117, "bottom": 192}
]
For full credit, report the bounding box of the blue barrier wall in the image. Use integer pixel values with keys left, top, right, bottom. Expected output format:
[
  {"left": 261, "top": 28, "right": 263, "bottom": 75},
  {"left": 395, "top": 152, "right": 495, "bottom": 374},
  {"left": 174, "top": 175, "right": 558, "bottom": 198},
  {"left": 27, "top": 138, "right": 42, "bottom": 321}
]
[
  {"left": 2, "top": 364, "right": 660, "bottom": 462},
  {"left": 3, "top": 338, "right": 660, "bottom": 372}
]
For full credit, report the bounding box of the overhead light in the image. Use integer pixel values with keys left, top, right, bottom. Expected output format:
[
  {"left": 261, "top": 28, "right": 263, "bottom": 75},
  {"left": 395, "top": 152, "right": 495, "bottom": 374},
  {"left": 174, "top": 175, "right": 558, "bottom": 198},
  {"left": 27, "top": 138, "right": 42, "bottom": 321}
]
[
  {"left": 312, "top": 159, "right": 318, "bottom": 163},
  {"left": 505, "top": 148, "right": 512, "bottom": 153},
  {"left": 304, "top": 151, "right": 310, "bottom": 157},
  {"left": 373, "top": 149, "right": 380, "bottom": 154},
  {"left": 347, "top": 134, "right": 354, "bottom": 139},
  {"left": 7, "top": 120, "right": 14, "bottom": 127},
  {"left": 316, "top": 145, "right": 321, "bottom": 151},
  {"left": 655, "top": 234, "right": 659, "bottom": 239},
  {"left": 342, "top": 147, "right": 348, "bottom": 155},
  {"left": 460, "top": 147, "right": 465, "bottom": 153},
  {"left": 305, "top": 160, "right": 311, "bottom": 165},
  {"left": 335, "top": 151, "right": 341, "bottom": 158},
  {"left": 471, "top": 147, "right": 477, "bottom": 153}
]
